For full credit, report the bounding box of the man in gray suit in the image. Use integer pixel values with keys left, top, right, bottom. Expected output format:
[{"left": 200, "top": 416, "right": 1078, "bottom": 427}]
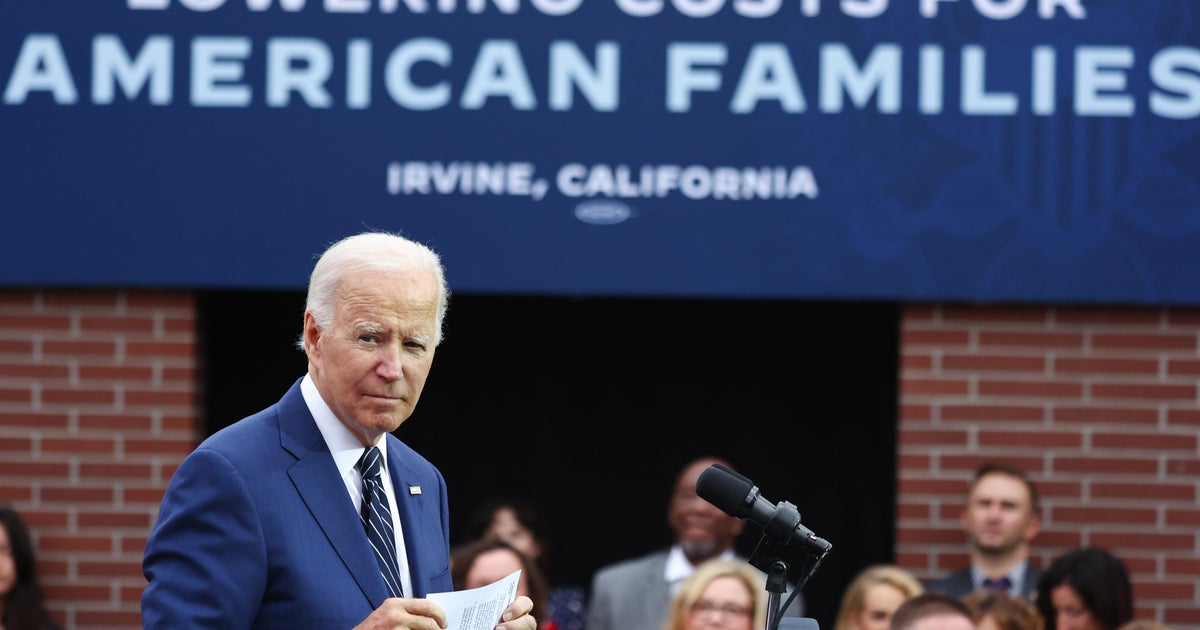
[
  {"left": 586, "top": 456, "right": 803, "bottom": 630},
  {"left": 924, "top": 462, "right": 1042, "bottom": 601}
]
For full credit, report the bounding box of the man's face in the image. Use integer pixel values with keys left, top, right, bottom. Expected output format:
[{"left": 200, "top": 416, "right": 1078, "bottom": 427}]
[
  {"left": 668, "top": 460, "right": 744, "bottom": 563},
  {"left": 960, "top": 473, "right": 1040, "bottom": 557},
  {"left": 305, "top": 267, "right": 439, "bottom": 446}
]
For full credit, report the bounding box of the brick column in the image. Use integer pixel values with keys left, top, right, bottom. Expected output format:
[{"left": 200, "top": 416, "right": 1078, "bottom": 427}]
[
  {"left": 897, "top": 305, "right": 1200, "bottom": 628},
  {"left": 0, "top": 290, "right": 198, "bottom": 629}
]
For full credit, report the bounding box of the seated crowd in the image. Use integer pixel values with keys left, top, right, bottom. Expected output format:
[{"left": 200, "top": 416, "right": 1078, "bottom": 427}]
[{"left": 6, "top": 457, "right": 1166, "bottom": 630}]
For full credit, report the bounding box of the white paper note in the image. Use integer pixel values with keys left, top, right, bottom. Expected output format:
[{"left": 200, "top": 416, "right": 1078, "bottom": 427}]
[{"left": 427, "top": 569, "right": 521, "bottom": 630}]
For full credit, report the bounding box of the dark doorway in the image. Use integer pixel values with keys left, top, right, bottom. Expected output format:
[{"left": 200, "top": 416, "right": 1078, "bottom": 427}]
[{"left": 198, "top": 292, "right": 899, "bottom": 627}]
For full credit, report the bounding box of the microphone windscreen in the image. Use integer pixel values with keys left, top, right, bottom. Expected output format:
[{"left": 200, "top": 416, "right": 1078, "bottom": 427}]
[
  {"left": 696, "top": 464, "right": 754, "bottom": 518},
  {"left": 712, "top": 462, "right": 752, "bottom": 484}
]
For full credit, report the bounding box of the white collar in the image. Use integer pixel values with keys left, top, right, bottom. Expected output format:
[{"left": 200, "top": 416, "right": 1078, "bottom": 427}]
[
  {"left": 664, "top": 545, "right": 736, "bottom": 587},
  {"left": 301, "top": 373, "right": 389, "bottom": 474}
]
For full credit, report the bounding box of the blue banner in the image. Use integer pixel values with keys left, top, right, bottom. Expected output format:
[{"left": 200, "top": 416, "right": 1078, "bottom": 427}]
[{"left": 2, "top": 1, "right": 1198, "bottom": 302}]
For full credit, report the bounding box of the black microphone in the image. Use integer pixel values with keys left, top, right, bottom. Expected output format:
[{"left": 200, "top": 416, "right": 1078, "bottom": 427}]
[{"left": 695, "top": 463, "right": 832, "bottom": 555}]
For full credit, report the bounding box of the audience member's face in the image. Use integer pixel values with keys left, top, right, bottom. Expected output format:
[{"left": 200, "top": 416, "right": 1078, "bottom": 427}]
[
  {"left": 961, "top": 473, "right": 1039, "bottom": 556},
  {"left": 977, "top": 614, "right": 1004, "bottom": 630},
  {"left": 669, "top": 460, "right": 744, "bottom": 562},
  {"left": 909, "top": 612, "right": 976, "bottom": 630},
  {"left": 0, "top": 524, "right": 14, "bottom": 596},
  {"left": 1049, "top": 584, "right": 1102, "bottom": 630},
  {"left": 465, "top": 548, "right": 529, "bottom": 596},
  {"left": 305, "top": 268, "right": 439, "bottom": 445},
  {"left": 485, "top": 507, "right": 541, "bottom": 560},
  {"left": 686, "top": 575, "right": 755, "bottom": 630},
  {"left": 854, "top": 583, "right": 909, "bottom": 630}
]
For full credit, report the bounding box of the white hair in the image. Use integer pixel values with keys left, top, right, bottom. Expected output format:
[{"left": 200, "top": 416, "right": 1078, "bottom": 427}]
[{"left": 298, "top": 231, "right": 450, "bottom": 349}]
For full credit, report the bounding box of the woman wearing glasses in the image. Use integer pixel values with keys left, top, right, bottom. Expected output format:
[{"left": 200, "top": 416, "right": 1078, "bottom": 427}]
[{"left": 663, "top": 559, "right": 768, "bottom": 630}]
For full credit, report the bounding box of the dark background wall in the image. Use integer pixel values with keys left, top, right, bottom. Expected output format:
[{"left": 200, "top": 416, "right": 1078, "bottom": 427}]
[{"left": 198, "top": 292, "right": 900, "bottom": 626}]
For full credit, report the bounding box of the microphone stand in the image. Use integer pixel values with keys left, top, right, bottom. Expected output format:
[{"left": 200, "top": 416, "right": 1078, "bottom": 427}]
[
  {"left": 746, "top": 500, "right": 833, "bottom": 630},
  {"left": 764, "top": 558, "right": 790, "bottom": 630},
  {"left": 748, "top": 535, "right": 793, "bottom": 630}
]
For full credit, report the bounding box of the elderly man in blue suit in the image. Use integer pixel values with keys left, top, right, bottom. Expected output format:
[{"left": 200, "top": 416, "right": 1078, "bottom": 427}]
[{"left": 142, "top": 232, "right": 538, "bottom": 630}]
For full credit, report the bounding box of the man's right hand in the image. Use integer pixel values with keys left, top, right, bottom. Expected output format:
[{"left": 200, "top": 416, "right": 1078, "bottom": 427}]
[{"left": 354, "top": 598, "right": 448, "bottom": 630}]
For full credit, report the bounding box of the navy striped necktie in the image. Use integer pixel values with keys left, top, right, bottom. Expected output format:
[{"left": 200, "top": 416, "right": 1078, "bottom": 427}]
[{"left": 356, "top": 446, "right": 404, "bottom": 598}]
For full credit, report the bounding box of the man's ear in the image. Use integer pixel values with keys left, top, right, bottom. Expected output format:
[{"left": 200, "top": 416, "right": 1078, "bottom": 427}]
[
  {"left": 302, "top": 312, "right": 321, "bottom": 360},
  {"left": 1023, "top": 512, "right": 1042, "bottom": 543}
]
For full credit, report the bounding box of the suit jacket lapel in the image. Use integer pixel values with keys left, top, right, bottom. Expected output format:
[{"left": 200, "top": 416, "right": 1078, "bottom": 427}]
[
  {"left": 643, "top": 554, "right": 670, "bottom": 625},
  {"left": 277, "top": 380, "right": 389, "bottom": 609},
  {"left": 387, "top": 440, "right": 435, "bottom": 597}
]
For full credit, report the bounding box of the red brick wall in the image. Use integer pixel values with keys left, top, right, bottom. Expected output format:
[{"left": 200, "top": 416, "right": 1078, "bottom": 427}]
[
  {"left": 0, "top": 290, "right": 197, "bottom": 630},
  {"left": 897, "top": 304, "right": 1200, "bottom": 628}
]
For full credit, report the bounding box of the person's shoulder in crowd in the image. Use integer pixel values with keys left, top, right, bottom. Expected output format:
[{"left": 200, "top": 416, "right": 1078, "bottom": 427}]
[
  {"left": 593, "top": 547, "right": 670, "bottom": 581},
  {"left": 923, "top": 569, "right": 972, "bottom": 597}
]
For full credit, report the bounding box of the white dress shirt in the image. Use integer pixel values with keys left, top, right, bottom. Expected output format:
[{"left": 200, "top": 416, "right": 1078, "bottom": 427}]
[
  {"left": 302, "top": 373, "right": 413, "bottom": 598},
  {"left": 664, "top": 545, "right": 737, "bottom": 596}
]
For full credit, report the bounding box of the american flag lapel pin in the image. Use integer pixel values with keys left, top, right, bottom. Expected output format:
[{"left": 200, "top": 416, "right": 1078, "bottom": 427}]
[{"left": 409, "top": 486, "right": 422, "bottom": 495}]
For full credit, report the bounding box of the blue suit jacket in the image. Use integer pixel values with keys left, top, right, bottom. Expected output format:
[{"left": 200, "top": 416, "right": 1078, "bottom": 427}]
[{"left": 142, "top": 379, "right": 453, "bottom": 629}]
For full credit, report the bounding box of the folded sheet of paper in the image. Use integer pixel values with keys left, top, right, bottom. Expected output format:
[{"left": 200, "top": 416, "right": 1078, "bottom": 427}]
[{"left": 427, "top": 569, "right": 521, "bottom": 630}]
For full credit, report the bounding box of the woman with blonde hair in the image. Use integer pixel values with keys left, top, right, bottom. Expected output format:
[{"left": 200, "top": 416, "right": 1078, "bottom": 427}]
[
  {"left": 662, "top": 558, "right": 768, "bottom": 630},
  {"left": 833, "top": 565, "right": 924, "bottom": 630}
]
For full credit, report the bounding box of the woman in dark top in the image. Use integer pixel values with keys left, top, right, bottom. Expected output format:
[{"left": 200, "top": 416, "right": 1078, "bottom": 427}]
[
  {"left": 1035, "top": 548, "right": 1133, "bottom": 630},
  {"left": 468, "top": 497, "right": 588, "bottom": 630},
  {"left": 451, "top": 539, "right": 555, "bottom": 630},
  {"left": 0, "top": 505, "right": 63, "bottom": 630}
]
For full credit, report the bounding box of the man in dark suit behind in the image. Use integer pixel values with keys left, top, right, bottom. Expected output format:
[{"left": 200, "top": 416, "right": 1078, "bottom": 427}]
[
  {"left": 141, "top": 231, "right": 538, "bottom": 630},
  {"left": 924, "top": 462, "right": 1042, "bottom": 601}
]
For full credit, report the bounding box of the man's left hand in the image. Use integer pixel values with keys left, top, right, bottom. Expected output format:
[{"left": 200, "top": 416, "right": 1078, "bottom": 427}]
[{"left": 497, "top": 595, "right": 536, "bottom": 630}]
